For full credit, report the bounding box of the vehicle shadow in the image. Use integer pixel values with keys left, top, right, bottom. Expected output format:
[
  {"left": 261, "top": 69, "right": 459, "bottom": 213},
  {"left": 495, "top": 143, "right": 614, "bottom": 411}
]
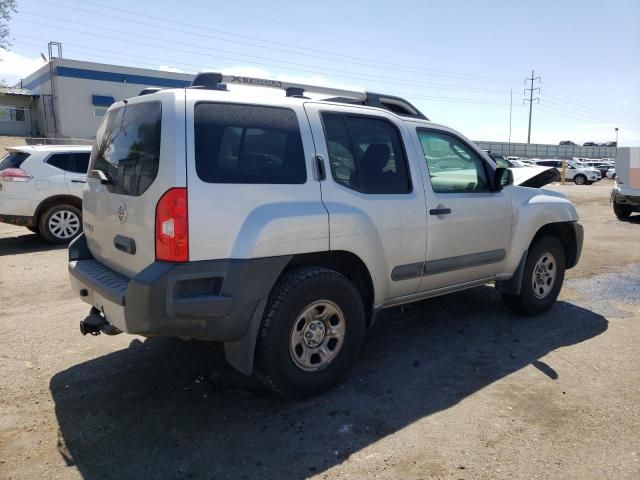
[
  {"left": 50, "top": 286, "right": 607, "bottom": 480},
  {"left": 0, "top": 231, "right": 66, "bottom": 256}
]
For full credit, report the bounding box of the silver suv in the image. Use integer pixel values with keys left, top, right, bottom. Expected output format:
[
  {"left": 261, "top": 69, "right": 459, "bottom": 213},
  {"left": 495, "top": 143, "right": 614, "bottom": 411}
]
[{"left": 69, "top": 73, "right": 583, "bottom": 397}]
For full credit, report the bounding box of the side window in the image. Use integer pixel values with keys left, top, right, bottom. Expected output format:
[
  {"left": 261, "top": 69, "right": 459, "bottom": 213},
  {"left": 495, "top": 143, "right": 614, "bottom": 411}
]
[
  {"left": 47, "top": 154, "right": 72, "bottom": 171},
  {"left": 69, "top": 153, "right": 90, "bottom": 174},
  {"left": 417, "top": 130, "right": 489, "bottom": 194},
  {"left": 322, "top": 113, "right": 411, "bottom": 194},
  {"left": 47, "top": 153, "right": 90, "bottom": 173},
  {"left": 194, "top": 103, "right": 306, "bottom": 184}
]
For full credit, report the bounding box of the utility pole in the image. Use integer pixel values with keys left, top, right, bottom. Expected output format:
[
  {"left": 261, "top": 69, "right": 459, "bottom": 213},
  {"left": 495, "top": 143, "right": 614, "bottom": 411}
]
[
  {"left": 508, "top": 89, "right": 513, "bottom": 155},
  {"left": 523, "top": 69, "right": 541, "bottom": 144}
]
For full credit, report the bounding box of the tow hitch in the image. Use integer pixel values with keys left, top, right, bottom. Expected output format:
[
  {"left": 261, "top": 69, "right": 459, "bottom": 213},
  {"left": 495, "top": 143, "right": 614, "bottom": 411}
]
[{"left": 80, "top": 307, "right": 121, "bottom": 336}]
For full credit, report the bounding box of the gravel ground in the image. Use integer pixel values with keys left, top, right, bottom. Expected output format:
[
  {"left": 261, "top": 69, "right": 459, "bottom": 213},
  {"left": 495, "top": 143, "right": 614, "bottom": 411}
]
[{"left": 0, "top": 180, "right": 638, "bottom": 480}]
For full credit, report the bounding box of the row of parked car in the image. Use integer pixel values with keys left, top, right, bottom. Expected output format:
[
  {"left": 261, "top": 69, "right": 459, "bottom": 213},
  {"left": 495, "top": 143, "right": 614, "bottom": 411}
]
[
  {"left": 486, "top": 154, "right": 615, "bottom": 186},
  {"left": 559, "top": 141, "right": 617, "bottom": 147}
]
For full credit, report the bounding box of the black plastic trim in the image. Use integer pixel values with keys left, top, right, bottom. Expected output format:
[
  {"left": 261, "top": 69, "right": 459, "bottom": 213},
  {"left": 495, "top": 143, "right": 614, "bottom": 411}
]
[
  {"left": 495, "top": 250, "right": 528, "bottom": 295},
  {"left": 424, "top": 249, "right": 506, "bottom": 276},
  {"left": 568, "top": 222, "right": 584, "bottom": 269},
  {"left": 391, "top": 262, "right": 424, "bottom": 281}
]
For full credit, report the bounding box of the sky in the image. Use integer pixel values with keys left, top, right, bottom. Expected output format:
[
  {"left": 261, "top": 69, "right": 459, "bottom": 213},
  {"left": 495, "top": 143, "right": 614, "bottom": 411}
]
[{"left": 1, "top": 0, "right": 639, "bottom": 145}]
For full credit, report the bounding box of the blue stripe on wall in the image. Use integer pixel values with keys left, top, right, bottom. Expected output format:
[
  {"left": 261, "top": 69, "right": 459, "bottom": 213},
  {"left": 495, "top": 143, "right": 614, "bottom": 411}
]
[
  {"left": 23, "top": 71, "right": 51, "bottom": 90},
  {"left": 56, "top": 66, "right": 192, "bottom": 87}
]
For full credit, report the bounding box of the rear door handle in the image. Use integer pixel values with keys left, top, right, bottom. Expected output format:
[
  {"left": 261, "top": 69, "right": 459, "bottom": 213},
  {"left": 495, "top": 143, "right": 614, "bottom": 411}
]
[
  {"left": 114, "top": 235, "right": 136, "bottom": 255},
  {"left": 429, "top": 208, "right": 452, "bottom": 216}
]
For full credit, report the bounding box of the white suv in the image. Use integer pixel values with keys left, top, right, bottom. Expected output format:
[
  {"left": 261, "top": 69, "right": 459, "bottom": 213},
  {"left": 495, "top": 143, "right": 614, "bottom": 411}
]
[
  {"left": 534, "top": 159, "right": 601, "bottom": 185},
  {"left": 68, "top": 73, "right": 583, "bottom": 397},
  {"left": 0, "top": 145, "right": 91, "bottom": 243}
]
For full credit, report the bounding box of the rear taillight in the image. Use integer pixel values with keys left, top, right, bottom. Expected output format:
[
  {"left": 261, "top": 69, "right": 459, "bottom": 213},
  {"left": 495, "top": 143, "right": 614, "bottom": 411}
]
[
  {"left": 0, "top": 168, "right": 32, "bottom": 182},
  {"left": 155, "top": 188, "right": 188, "bottom": 262}
]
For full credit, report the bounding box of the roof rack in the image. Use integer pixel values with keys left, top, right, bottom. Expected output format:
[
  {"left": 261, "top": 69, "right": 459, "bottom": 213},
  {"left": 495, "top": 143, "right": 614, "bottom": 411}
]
[{"left": 189, "top": 72, "right": 428, "bottom": 120}]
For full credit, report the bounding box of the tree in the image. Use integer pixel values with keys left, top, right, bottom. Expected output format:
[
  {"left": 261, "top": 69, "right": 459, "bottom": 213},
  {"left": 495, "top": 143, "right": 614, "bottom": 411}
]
[{"left": 0, "top": 0, "right": 16, "bottom": 51}]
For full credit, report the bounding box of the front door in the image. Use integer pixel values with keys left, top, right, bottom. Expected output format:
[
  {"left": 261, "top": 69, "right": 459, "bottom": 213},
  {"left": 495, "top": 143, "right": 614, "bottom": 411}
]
[{"left": 412, "top": 127, "right": 513, "bottom": 292}]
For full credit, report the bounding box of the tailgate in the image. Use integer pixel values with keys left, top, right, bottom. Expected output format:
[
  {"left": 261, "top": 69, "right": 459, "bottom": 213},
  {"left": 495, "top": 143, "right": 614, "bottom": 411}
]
[{"left": 82, "top": 93, "right": 186, "bottom": 278}]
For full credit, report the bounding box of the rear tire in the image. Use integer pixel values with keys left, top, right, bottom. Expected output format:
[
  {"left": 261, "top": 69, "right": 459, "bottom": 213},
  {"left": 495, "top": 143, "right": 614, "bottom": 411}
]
[
  {"left": 255, "top": 267, "right": 365, "bottom": 398},
  {"left": 502, "top": 235, "right": 565, "bottom": 315},
  {"left": 26, "top": 226, "right": 39, "bottom": 235},
  {"left": 38, "top": 204, "right": 82, "bottom": 244},
  {"left": 573, "top": 174, "right": 586, "bottom": 185},
  {"left": 613, "top": 204, "right": 632, "bottom": 220}
]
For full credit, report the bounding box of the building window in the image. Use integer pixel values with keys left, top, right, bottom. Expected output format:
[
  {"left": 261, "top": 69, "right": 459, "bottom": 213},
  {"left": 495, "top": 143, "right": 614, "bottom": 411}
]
[
  {"left": 93, "top": 106, "right": 108, "bottom": 117},
  {"left": 0, "top": 106, "right": 26, "bottom": 122}
]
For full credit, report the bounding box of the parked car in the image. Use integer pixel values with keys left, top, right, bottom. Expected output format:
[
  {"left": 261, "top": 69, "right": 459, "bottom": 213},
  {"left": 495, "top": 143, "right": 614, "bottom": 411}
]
[
  {"left": 534, "top": 159, "right": 601, "bottom": 185},
  {"left": 559, "top": 141, "right": 577, "bottom": 146},
  {"left": 606, "top": 168, "right": 616, "bottom": 179},
  {"left": 581, "top": 161, "right": 616, "bottom": 178},
  {"left": 68, "top": 72, "right": 584, "bottom": 397},
  {"left": 582, "top": 142, "right": 597, "bottom": 147},
  {"left": 0, "top": 145, "right": 91, "bottom": 243},
  {"left": 611, "top": 148, "right": 639, "bottom": 219},
  {"left": 486, "top": 153, "right": 560, "bottom": 187}
]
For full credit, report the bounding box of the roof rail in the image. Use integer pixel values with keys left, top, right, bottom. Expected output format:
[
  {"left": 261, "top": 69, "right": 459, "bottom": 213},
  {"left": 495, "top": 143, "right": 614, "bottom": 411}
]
[{"left": 189, "top": 72, "right": 428, "bottom": 119}]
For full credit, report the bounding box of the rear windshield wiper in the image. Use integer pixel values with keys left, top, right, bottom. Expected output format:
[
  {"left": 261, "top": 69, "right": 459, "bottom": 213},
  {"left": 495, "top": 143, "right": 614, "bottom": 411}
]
[{"left": 89, "top": 169, "right": 112, "bottom": 185}]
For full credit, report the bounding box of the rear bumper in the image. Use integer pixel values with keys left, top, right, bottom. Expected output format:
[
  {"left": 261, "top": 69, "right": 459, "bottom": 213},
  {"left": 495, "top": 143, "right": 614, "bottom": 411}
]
[
  {"left": 0, "top": 214, "right": 36, "bottom": 227},
  {"left": 68, "top": 234, "right": 290, "bottom": 341}
]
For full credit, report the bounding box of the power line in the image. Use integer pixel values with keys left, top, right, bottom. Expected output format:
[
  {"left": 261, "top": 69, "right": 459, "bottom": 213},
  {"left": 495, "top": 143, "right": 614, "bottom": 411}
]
[
  {"left": 28, "top": 0, "right": 519, "bottom": 85},
  {"left": 543, "top": 82, "right": 639, "bottom": 116},
  {"left": 10, "top": 39, "right": 512, "bottom": 107},
  {"left": 523, "top": 69, "right": 541, "bottom": 144},
  {"left": 14, "top": 16, "right": 509, "bottom": 95}
]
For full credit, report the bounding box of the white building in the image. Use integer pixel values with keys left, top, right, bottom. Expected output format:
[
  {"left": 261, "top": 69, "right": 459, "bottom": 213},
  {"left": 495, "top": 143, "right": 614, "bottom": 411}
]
[{"left": 17, "top": 58, "right": 195, "bottom": 139}]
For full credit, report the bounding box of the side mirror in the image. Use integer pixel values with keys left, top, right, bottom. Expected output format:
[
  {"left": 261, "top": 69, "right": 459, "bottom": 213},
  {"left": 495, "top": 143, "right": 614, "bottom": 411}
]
[{"left": 494, "top": 167, "right": 513, "bottom": 190}]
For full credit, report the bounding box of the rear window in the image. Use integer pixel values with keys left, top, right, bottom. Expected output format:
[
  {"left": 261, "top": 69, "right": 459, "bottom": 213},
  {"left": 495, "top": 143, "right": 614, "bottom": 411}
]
[
  {"left": 89, "top": 101, "right": 162, "bottom": 196},
  {"left": 47, "top": 153, "right": 90, "bottom": 174},
  {"left": 194, "top": 103, "right": 306, "bottom": 184},
  {"left": 0, "top": 151, "right": 30, "bottom": 170}
]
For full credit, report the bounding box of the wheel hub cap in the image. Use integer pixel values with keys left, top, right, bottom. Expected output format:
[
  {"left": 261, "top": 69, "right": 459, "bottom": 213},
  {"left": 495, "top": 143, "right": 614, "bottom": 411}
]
[
  {"left": 289, "top": 300, "right": 346, "bottom": 372},
  {"left": 303, "top": 320, "right": 326, "bottom": 347},
  {"left": 532, "top": 252, "right": 557, "bottom": 299},
  {"left": 48, "top": 210, "right": 80, "bottom": 239}
]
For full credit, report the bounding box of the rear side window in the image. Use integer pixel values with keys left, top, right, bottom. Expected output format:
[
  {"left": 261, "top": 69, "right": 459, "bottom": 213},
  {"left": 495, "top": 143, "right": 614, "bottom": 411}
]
[
  {"left": 47, "top": 153, "right": 90, "bottom": 174},
  {"left": 0, "top": 151, "right": 29, "bottom": 170},
  {"left": 321, "top": 113, "right": 411, "bottom": 194},
  {"left": 89, "top": 101, "right": 162, "bottom": 196},
  {"left": 195, "top": 103, "right": 306, "bottom": 184}
]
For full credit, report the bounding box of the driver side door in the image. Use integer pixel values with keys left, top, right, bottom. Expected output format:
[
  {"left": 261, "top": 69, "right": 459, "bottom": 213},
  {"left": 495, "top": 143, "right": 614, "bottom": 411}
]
[{"left": 413, "top": 127, "right": 514, "bottom": 292}]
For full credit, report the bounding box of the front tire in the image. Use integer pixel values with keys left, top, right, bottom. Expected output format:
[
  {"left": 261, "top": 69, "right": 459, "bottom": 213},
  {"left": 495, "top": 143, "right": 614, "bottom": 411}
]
[
  {"left": 255, "top": 267, "right": 365, "bottom": 398},
  {"left": 38, "top": 204, "right": 82, "bottom": 244},
  {"left": 613, "top": 204, "right": 632, "bottom": 220},
  {"left": 502, "top": 235, "right": 565, "bottom": 315},
  {"left": 574, "top": 174, "right": 586, "bottom": 185}
]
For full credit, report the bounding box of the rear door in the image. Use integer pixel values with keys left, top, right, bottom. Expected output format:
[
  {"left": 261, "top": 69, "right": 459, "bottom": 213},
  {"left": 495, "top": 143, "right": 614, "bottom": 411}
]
[
  {"left": 63, "top": 152, "right": 90, "bottom": 196},
  {"left": 83, "top": 92, "right": 186, "bottom": 277},
  {"left": 185, "top": 96, "right": 327, "bottom": 261},
  {"left": 304, "top": 103, "right": 428, "bottom": 300}
]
